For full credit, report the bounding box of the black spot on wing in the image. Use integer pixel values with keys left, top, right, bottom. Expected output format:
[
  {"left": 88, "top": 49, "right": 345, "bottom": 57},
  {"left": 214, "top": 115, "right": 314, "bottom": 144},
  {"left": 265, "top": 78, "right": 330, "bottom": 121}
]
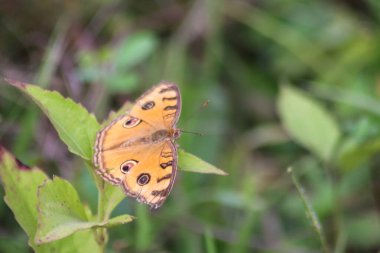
[
  {"left": 161, "top": 151, "right": 173, "bottom": 158},
  {"left": 137, "top": 173, "right": 151, "bottom": 186},
  {"left": 160, "top": 161, "right": 173, "bottom": 169},
  {"left": 141, "top": 101, "right": 155, "bottom": 110},
  {"left": 157, "top": 173, "right": 172, "bottom": 183},
  {"left": 159, "top": 86, "right": 177, "bottom": 94},
  {"left": 162, "top": 96, "right": 177, "bottom": 101},
  {"left": 164, "top": 105, "right": 178, "bottom": 111},
  {"left": 151, "top": 188, "right": 170, "bottom": 197}
]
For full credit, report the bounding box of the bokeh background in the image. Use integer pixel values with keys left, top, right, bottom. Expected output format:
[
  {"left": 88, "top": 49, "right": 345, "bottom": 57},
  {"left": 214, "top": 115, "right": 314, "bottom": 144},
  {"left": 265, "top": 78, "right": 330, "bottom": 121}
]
[{"left": 1, "top": 0, "right": 380, "bottom": 252}]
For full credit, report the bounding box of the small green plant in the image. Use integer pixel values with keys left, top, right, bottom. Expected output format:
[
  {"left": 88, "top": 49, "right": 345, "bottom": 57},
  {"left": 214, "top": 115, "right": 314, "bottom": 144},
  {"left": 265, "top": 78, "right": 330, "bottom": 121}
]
[{"left": 0, "top": 79, "right": 226, "bottom": 252}]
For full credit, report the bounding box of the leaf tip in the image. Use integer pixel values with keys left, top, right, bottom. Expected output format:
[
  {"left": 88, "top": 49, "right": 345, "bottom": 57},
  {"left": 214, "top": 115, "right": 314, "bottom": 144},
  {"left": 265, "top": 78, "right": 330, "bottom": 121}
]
[
  {"left": 219, "top": 170, "right": 229, "bottom": 176},
  {"left": 4, "top": 78, "right": 28, "bottom": 89}
]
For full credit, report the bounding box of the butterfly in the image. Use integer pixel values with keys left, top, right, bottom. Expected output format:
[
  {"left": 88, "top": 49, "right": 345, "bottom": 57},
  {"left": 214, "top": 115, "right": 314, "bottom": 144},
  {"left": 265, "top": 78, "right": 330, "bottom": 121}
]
[{"left": 94, "top": 82, "right": 181, "bottom": 209}]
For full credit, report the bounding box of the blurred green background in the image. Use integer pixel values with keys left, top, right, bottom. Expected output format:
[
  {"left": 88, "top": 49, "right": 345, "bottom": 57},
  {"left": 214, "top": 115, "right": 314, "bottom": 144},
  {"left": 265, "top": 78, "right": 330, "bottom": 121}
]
[{"left": 1, "top": 0, "right": 380, "bottom": 252}]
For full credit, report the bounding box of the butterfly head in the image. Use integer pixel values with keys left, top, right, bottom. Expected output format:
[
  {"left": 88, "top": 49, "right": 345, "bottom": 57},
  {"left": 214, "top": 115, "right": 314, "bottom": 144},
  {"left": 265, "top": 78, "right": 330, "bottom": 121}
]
[{"left": 170, "top": 128, "right": 181, "bottom": 139}]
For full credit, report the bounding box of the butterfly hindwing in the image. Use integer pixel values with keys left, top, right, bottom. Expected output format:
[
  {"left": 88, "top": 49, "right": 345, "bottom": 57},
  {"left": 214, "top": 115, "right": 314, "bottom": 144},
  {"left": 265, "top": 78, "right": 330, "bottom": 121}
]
[{"left": 121, "top": 141, "right": 177, "bottom": 209}]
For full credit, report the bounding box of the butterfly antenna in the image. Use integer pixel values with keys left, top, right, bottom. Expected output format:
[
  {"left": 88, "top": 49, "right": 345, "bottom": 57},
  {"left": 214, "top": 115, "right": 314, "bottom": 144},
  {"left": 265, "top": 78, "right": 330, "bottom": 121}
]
[{"left": 179, "top": 129, "right": 203, "bottom": 136}]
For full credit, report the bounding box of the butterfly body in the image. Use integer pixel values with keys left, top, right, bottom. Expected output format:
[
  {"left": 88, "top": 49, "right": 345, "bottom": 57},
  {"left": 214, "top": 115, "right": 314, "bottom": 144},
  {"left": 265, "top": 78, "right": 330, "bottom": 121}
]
[{"left": 94, "top": 82, "right": 181, "bottom": 209}]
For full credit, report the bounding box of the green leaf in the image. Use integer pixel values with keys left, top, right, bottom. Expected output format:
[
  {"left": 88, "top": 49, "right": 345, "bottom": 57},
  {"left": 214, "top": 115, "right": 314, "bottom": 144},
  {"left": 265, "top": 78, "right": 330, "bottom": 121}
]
[
  {"left": 5, "top": 79, "right": 99, "bottom": 160},
  {"left": 107, "top": 72, "right": 139, "bottom": 93},
  {"left": 0, "top": 146, "right": 100, "bottom": 252},
  {"left": 77, "top": 32, "right": 157, "bottom": 93},
  {"left": 0, "top": 147, "right": 47, "bottom": 247},
  {"left": 104, "top": 214, "right": 134, "bottom": 227},
  {"left": 338, "top": 137, "right": 380, "bottom": 170},
  {"left": 178, "top": 149, "right": 228, "bottom": 175},
  {"left": 115, "top": 32, "right": 157, "bottom": 69},
  {"left": 277, "top": 85, "right": 341, "bottom": 162},
  {"left": 35, "top": 176, "right": 134, "bottom": 244},
  {"left": 35, "top": 177, "right": 88, "bottom": 243}
]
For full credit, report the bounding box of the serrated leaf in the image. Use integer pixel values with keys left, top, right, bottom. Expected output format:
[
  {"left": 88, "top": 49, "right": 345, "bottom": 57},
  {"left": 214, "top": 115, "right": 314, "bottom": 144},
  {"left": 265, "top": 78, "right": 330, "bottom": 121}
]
[
  {"left": 277, "top": 85, "right": 341, "bottom": 162},
  {"left": 178, "top": 149, "right": 228, "bottom": 175},
  {"left": 5, "top": 79, "right": 99, "bottom": 160},
  {"left": 35, "top": 176, "right": 134, "bottom": 244},
  {"left": 0, "top": 146, "right": 100, "bottom": 252},
  {"left": 35, "top": 177, "right": 89, "bottom": 244},
  {"left": 0, "top": 147, "right": 46, "bottom": 247}
]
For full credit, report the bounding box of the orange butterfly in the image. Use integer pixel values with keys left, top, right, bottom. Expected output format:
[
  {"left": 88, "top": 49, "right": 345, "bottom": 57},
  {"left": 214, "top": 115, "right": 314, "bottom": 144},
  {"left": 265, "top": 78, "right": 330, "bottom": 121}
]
[{"left": 94, "top": 82, "right": 181, "bottom": 209}]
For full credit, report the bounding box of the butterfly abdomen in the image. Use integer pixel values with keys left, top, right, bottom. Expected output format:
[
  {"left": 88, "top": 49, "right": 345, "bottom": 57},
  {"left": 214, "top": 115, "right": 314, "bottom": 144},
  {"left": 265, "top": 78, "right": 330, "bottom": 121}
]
[{"left": 151, "top": 130, "right": 169, "bottom": 142}]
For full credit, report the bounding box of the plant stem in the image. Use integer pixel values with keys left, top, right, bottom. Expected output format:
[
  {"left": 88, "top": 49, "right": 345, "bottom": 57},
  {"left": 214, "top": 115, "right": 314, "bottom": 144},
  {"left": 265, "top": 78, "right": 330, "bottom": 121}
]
[
  {"left": 96, "top": 179, "right": 108, "bottom": 248},
  {"left": 85, "top": 161, "right": 109, "bottom": 250},
  {"left": 204, "top": 227, "right": 217, "bottom": 253},
  {"left": 288, "top": 167, "right": 330, "bottom": 253},
  {"left": 136, "top": 204, "right": 151, "bottom": 251}
]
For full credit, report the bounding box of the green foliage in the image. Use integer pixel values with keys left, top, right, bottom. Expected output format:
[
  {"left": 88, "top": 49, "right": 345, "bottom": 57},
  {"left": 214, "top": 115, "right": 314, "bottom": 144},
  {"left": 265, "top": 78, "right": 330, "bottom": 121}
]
[
  {"left": 6, "top": 79, "right": 99, "bottom": 161},
  {"left": 178, "top": 149, "right": 227, "bottom": 175},
  {"left": 36, "top": 176, "right": 89, "bottom": 243},
  {"left": 1, "top": 1, "right": 380, "bottom": 252},
  {"left": 288, "top": 167, "right": 329, "bottom": 253},
  {"left": 77, "top": 32, "right": 158, "bottom": 93},
  {"left": 278, "top": 85, "right": 341, "bottom": 162},
  {"left": 35, "top": 177, "right": 133, "bottom": 244},
  {"left": 0, "top": 150, "right": 48, "bottom": 249},
  {"left": 346, "top": 211, "right": 380, "bottom": 247},
  {"left": 0, "top": 148, "right": 100, "bottom": 252}
]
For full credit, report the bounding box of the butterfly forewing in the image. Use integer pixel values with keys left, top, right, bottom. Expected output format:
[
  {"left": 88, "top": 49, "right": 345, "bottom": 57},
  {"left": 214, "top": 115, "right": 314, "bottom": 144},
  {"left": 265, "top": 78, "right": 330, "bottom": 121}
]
[
  {"left": 129, "top": 82, "right": 181, "bottom": 128},
  {"left": 94, "top": 116, "right": 155, "bottom": 169}
]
